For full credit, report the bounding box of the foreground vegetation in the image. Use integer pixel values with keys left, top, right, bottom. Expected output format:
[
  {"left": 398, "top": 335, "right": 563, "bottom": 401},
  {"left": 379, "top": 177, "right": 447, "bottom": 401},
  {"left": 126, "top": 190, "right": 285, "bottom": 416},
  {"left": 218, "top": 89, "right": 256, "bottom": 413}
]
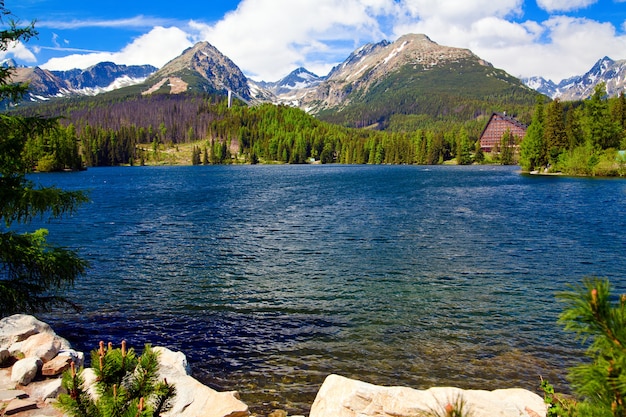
[
  {"left": 543, "top": 278, "right": 626, "bottom": 416},
  {"left": 0, "top": 1, "right": 88, "bottom": 317},
  {"left": 57, "top": 342, "right": 175, "bottom": 417}
]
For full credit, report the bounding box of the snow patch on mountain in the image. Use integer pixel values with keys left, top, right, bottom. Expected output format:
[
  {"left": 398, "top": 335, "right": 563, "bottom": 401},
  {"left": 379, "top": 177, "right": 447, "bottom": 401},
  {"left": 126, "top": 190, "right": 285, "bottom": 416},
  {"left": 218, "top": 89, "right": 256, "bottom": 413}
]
[
  {"left": 257, "top": 67, "right": 324, "bottom": 99},
  {"left": 523, "top": 56, "right": 626, "bottom": 100},
  {"left": 76, "top": 75, "right": 150, "bottom": 96},
  {"left": 384, "top": 40, "right": 408, "bottom": 65}
]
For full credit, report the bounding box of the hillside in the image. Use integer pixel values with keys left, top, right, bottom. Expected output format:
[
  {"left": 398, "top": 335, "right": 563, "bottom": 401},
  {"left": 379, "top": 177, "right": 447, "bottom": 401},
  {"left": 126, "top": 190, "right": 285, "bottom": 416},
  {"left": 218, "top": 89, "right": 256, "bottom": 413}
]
[
  {"left": 299, "top": 34, "right": 538, "bottom": 128},
  {"left": 12, "top": 34, "right": 539, "bottom": 131},
  {"left": 143, "top": 41, "right": 252, "bottom": 101}
]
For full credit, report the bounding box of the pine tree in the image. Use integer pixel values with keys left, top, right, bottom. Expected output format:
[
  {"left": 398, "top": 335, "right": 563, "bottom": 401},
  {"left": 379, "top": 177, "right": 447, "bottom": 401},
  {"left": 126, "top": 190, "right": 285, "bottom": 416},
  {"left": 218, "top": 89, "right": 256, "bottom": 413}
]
[
  {"left": 56, "top": 341, "right": 176, "bottom": 417},
  {"left": 456, "top": 127, "right": 473, "bottom": 165},
  {"left": 202, "top": 147, "right": 209, "bottom": 165},
  {"left": 0, "top": 2, "right": 88, "bottom": 317},
  {"left": 555, "top": 277, "right": 626, "bottom": 416},
  {"left": 474, "top": 140, "right": 484, "bottom": 164},
  {"left": 544, "top": 99, "right": 568, "bottom": 165},
  {"left": 520, "top": 95, "right": 546, "bottom": 171},
  {"left": 191, "top": 145, "right": 201, "bottom": 165},
  {"left": 585, "top": 83, "right": 622, "bottom": 150},
  {"left": 565, "top": 106, "right": 584, "bottom": 151},
  {"left": 499, "top": 129, "right": 515, "bottom": 165}
]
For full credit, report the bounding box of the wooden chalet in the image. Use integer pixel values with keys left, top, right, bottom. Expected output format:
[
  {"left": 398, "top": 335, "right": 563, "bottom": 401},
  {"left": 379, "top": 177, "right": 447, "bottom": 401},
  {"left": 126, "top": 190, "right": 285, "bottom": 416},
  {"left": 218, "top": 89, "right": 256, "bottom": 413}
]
[{"left": 479, "top": 112, "right": 527, "bottom": 152}]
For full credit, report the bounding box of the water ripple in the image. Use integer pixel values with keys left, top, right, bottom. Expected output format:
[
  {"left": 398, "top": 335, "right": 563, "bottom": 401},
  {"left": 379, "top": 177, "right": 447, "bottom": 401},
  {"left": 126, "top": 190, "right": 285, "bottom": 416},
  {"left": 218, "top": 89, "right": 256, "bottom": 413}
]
[{"left": 33, "top": 165, "right": 626, "bottom": 415}]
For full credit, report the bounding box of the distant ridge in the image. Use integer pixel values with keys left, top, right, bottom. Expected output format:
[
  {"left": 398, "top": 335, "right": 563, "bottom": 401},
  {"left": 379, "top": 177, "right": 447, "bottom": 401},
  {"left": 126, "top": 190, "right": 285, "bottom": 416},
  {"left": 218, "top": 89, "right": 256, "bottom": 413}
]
[
  {"left": 523, "top": 56, "right": 626, "bottom": 100},
  {"left": 10, "top": 62, "right": 156, "bottom": 100}
]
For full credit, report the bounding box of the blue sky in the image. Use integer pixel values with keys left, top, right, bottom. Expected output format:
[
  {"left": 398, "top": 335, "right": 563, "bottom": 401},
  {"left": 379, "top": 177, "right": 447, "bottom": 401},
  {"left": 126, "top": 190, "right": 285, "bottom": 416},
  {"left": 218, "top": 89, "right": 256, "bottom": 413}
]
[{"left": 5, "top": 0, "right": 626, "bottom": 82}]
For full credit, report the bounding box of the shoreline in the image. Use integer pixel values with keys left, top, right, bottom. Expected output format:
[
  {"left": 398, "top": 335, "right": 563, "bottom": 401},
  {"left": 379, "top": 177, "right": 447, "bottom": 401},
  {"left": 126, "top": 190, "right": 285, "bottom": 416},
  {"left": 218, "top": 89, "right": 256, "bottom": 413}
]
[{"left": 1, "top": 315, "right": 550, "bottom": 417}]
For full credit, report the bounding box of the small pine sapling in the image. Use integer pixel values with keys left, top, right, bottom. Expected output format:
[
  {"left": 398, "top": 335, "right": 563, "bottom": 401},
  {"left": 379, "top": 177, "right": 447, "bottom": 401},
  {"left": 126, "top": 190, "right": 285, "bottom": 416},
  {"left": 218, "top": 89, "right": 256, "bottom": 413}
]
[
  {"left": 56, "top": 341, "right": 175, "bottom": 417},
  {"left": 555, "top": 277, "right": 626, "bottom": 416}
]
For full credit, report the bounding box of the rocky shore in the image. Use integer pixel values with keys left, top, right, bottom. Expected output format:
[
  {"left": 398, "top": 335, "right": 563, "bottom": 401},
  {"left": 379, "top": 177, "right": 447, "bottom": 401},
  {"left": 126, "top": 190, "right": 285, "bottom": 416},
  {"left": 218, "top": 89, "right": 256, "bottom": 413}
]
[{"left": 0, "top": 314, "right": 547, "bottom": 417}]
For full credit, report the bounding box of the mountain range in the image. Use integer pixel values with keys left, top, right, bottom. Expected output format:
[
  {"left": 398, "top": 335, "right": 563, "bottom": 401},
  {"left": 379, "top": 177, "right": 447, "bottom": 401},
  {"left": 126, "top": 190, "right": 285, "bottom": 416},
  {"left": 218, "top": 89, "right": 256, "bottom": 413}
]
[
  {"left": 522, "top": 56, "right": 626, "bottom": 100},
  {"left": 9, "top": 61, "right": 156, "bottom": 100},
  {"left": 8, "top": 34, "right": 625, "bottom": 125}
]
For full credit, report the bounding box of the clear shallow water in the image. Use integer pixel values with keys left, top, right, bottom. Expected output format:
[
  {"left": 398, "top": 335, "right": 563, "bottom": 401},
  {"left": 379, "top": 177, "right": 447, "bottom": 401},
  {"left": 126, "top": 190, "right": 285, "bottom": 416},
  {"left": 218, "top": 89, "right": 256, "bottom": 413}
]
[{"left": 27, "top": 164, "right": 626, "bottom": 415}]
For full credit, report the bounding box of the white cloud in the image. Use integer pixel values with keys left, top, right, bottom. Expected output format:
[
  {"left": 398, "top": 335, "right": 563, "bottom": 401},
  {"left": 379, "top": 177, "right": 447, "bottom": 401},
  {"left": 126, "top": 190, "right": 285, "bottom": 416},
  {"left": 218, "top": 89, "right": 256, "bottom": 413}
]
[
  {"left": 38, "top": 15, "right": 174, "bottom": 30},
  {"left": 190, "top": 0, "right": 398, "bottom": 80},
  {"left": 536, "top": 0, "right": 597, "bottom": 13},
  {"left": 397, "top": 0, "right": 523, "bottom": 23},
  {"left": 387, "top": 1, "right": 626, "bottom": 82},
  {"left": 469, "top": 16, "right": 626, "bottom": 81},
  {"left": 33, "top": 0, "right": 626, "bottom": 83},
  {"left": 41, "top": 26, "right": 193, "bottom": 70},
  {"left": 1, "top": 41, "right": 37, "bottom": 63}
]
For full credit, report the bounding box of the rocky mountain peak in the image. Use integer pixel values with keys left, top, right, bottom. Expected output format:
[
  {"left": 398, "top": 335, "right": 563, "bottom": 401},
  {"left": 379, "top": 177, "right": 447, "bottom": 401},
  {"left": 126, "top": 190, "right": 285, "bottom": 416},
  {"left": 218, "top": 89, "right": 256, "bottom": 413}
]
[
  {"left": 325, "top": 33, "right": 484, "bottom": 84},
  {"left": 298, "top": 33, "right": 490, "bottom": 112},
  {"left": 147, "top": 41, "right": 251, "bottom": 100},
  {"left": 523, "top": 55, "right": 625, "bottom": 100},
  {"left": 10, "top": 67, "right": 68, "bottom": 99}
]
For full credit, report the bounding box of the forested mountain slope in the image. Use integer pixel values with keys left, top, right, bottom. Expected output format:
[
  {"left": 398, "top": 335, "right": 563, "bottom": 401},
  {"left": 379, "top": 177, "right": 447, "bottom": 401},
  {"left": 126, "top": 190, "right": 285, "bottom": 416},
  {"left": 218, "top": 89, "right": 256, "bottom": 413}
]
[{"left": 303, "top": 34, "right": 538, "bottom": 129}]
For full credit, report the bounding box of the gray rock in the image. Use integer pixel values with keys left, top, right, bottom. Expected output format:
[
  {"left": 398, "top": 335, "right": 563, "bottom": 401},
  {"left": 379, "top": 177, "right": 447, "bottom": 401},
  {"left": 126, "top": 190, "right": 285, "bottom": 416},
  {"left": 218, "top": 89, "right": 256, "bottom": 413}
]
[
  {"left": 57, "top": 349, "right": 85, "bottom": 368},
  {"left": 31, "top": 378, "right": 65, "bottom": 400},
  {"left": 17, "top": 332, "right": 70, "bottom": 363},
  {"left": 41, "top": 355, "right": 72, "bottom": 376},
  {"left": 0, "top": 389, "right": 27, "bottom": 401},
  {"left": 3, "top": 398, "right": 38, "bottom": 415}
]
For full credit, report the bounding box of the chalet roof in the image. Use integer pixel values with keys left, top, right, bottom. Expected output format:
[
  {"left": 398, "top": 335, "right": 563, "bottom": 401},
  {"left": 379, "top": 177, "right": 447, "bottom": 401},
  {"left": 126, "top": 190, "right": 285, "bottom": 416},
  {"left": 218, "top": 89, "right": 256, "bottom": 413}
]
[{"left": 479, "top": 112, "right": 528, "bottom": 139}]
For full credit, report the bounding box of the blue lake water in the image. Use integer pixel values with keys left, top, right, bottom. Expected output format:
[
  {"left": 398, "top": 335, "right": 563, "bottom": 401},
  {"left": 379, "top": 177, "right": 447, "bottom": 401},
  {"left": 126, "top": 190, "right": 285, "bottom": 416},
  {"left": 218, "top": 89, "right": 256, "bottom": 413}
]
[{"left": 27, "top": 164, "right": 626, "bottom": 414}]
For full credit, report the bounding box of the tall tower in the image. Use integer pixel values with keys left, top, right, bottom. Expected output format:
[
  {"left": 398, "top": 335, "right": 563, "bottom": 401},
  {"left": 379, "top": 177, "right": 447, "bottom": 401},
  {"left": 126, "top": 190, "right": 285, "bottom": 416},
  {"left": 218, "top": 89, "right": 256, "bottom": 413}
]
[{"left": 228, "top": 90, "right": 232, "bottom": 108}]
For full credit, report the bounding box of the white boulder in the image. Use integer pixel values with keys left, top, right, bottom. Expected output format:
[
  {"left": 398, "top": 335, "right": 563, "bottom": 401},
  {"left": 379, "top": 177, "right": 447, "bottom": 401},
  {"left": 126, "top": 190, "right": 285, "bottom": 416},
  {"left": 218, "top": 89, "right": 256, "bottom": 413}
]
[
  {"left": 15, "top": 331, "right": 70, "bottom": 362},
  {"left": 0, "top": 314, "right": 52, "bottom": 349},
  {"left": 154, "top": 346, "right": 250, "bottom": 417},
  {"left": 10, "top": 357, "right": 42, "bottom": 385},
  {"left": 309, "top": 374, "right": 547, "bottom": 417}
]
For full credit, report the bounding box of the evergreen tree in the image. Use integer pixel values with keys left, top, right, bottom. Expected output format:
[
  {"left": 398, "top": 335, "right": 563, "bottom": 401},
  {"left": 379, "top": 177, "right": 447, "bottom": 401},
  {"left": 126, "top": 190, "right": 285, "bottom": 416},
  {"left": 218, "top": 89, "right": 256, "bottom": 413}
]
[
  {"left": 520, "top": 95, "right": 546, "bottom": 171},
  {"left": 0, "top": 2, "right": 88, "bottom": 317},
  {"left": 191, "top": 145, "right": 201, "bottom": 165},
  {"left": 456, "top": 127, "right": 473, "bottom": 165},
  {"left": 474, "top": 140, "right": 485, "bottom": 164},
  {"left": 499, "top": 129, "right": 515, "bottom": 165},
  {"left": 554, "top": 277, "right": 626, "bottom": 416},
  {"left": 565, "top": 106, "right": 584, "bottom": 151},
  {"left": 584, "top": 83, "right": 621, "bottom": 150},
  {"left": 56, "top": 341, "right": 175, "bottom": 417},
  {"left": 544, "top": 99, "right": 568, "bottom": 165},
  {"left": 202, "top": 147, "right": 209, "bottom": 165}
]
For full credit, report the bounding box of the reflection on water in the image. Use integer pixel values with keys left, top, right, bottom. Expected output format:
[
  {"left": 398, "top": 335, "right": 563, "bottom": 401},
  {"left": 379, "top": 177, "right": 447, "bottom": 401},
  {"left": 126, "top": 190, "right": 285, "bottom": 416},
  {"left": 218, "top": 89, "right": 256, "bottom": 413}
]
[{"left": 34, "top": 165, "right": 626, "bottom": 415}]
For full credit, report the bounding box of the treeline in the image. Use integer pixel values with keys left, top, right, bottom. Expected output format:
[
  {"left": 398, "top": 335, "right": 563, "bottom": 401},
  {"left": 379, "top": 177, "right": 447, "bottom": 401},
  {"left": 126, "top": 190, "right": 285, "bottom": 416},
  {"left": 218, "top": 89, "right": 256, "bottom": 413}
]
[
  {"left": 17, "top": 91, "right": 502, "bottom": 169},
  {"left": 520, "top": 83, "right": 626, "bottom": 176},
  {"left": 19, "top": 93, "right": 226, "bottom": 168}
]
